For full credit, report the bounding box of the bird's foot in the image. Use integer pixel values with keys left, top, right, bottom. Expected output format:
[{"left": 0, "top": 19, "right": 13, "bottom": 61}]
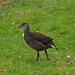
[
  {"left": 47, "top": 58, "right": 51, "bottom": 61},
  {"left": 36, "top": 59, "right": 38, "bottom": 62}
]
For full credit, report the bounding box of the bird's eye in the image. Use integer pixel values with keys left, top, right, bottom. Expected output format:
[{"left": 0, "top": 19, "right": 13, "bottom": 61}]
[{"left": 22, "top": 24, "right": 24, "bottom": 26}]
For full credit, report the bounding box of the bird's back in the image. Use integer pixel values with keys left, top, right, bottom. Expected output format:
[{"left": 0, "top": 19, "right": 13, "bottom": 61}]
[{"left": 30, "top": 32, "right": 53, "bottom": 45}]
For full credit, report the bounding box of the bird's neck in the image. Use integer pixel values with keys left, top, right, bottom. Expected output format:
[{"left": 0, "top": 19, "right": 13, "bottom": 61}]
[{"left": 24, "top": 26, "right": 31, "bottom": 35}]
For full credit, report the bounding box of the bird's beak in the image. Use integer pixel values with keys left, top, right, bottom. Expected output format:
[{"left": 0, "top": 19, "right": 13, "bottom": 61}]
[{"left": 18, "top": 25, "right": 22, "bottom": 28}]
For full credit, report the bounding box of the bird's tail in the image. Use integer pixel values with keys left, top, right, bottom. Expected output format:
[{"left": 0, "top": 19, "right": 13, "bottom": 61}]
[
  {"left": 51, "top": 44, "right": 58, "bottom": 50},
  {"left": 56, "top": 48, "right": 58, "bottom": 50}
]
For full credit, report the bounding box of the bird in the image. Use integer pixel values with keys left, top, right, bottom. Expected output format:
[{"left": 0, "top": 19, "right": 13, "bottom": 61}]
[{"left": 18, "top": 23, "right": 58, "bottom": 62}]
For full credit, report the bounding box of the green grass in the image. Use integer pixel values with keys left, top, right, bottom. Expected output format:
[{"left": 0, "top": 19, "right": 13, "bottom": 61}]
[{"left": 0, "top": 0, "right": 75, "bottom": 75}]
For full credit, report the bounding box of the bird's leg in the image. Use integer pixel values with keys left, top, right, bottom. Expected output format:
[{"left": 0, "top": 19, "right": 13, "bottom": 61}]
[
  {"left": 44, "top": 50, "right": 50, "bottom": 61},
  {"left": 37, "top": 51, "right": 39, "bottom": 62}
]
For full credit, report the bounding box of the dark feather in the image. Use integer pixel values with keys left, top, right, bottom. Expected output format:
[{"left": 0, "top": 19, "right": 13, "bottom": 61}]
[
  {"left": 30, "top": 32, "right": 53, "bottom": 45},
  {"left": 18, "top": 23, "right": 58, "bottom": 61}
]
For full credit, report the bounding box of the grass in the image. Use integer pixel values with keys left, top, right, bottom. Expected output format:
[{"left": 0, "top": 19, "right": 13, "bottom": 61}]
[{"left": 0, "top": 0, "right": 75, "bottom": 75}]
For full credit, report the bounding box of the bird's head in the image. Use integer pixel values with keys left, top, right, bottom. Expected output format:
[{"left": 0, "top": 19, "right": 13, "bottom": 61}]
[{"left": 18, "top": 23, "right": 29, "bottom": 30}]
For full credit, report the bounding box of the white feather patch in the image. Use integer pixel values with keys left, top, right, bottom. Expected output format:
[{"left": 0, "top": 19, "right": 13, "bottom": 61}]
[{"left": 51, "top": 45, "right": 56, "bottom": 48}]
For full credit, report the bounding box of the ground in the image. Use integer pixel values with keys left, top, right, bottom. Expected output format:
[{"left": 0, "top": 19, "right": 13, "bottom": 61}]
[{"left": 0, "top": 0, "right": 75, "bottom": 75}]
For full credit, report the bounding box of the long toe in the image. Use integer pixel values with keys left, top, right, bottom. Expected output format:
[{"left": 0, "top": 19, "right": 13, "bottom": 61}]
[{"left": 37, "top": 59, "right": 38, "bottom": 62}]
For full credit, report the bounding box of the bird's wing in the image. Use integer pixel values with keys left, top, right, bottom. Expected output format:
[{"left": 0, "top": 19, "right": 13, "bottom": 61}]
[
  {"left": 30, "top": 32, "right": 53, "bottom": 45},
  {"left": 26, "top": 36, "right": 46, "bottom": 51}
]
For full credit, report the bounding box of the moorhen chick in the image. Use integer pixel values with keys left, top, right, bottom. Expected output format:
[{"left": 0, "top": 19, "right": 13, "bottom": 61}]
[{"left": 18, "top": 23, "right": 58, "bottom": 61}]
